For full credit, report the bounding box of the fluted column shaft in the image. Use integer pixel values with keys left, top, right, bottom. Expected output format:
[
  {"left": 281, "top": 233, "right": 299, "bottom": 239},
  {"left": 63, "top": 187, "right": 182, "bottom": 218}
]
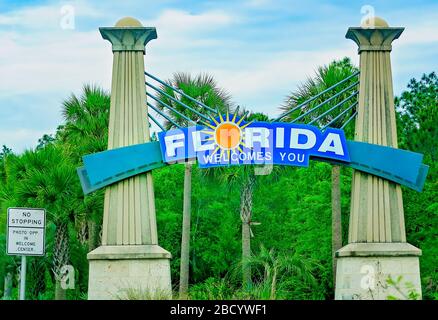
[
  {"left": 99, "top": 25, "right": 158, "bottom": 245},
  {"left": 347, "top": 26, "right": 406, "bottom": 243}
]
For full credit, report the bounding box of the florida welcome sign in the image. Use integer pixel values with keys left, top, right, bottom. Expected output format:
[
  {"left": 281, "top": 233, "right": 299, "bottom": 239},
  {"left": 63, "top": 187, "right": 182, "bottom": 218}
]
[
  {"left": 77, "top": 114, "right": 428, "bottom": 195},
  {"left": 160, "top": 114, "right": 349, "bottom": 167}
]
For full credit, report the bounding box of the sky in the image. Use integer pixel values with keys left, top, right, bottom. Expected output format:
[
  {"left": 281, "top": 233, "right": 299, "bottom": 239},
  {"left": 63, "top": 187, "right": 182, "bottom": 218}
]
[{"left": 0, "top": 0, "right": 437, "bottom": 152}]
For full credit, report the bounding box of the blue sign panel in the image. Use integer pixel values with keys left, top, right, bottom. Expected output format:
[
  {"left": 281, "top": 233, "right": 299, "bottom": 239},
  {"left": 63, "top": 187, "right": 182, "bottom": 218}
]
[
  {"left": 158, "top": 117, "right": 350, "bottom": 168},
  {"left": 77, "top": 114, "right": 429, "bottom": 194}
]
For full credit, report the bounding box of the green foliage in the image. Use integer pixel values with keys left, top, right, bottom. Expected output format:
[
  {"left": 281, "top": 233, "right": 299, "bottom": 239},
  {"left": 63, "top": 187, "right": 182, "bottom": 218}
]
[
  {"left": 156, "top": 72, "right": 232, "bottom": 128},
  {"left": 189, "top": 245, "right": 323, "bottom": 300},
  {"left": 116, "top": 287, "right": 172, "bottom": 300},
  {"left": 190, "top": 277, "right": 234, "bottom": 300},
  {"left": 396, "top": 72, "right": 437, "bottom": 161},
  {"left": 396, "top": 72, "right": 438, "bottom": 300},
  {"left": 36, "top": 134, "right": 55, "bottom": 150},
  {"left": 154, "top": 163, "right": 241, "bottom": 283},
  {"left": 59, "top": 84, "right": 110, "bottom": 161},
  {"left": 10, "top": 146, "right": 80, "bottom": 225},
  {"left": 386, "top": 275, "right": 421, "bottom": 300},
  {"left": 281, "top": 57, "right": 358, "bottom": 138}
]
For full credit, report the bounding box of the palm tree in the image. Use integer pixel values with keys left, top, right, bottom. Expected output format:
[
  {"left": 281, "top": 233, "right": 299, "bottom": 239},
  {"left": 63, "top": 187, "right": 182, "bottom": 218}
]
[
  {"left": 59, "top": 85, "right": 110, "bottom": 251},
  {"left": 203, "top": 111, "right": 277, "bottom": 290},
  {"left": 0, "top": 148, "right": 19, "bottom": 300},
  {"left": 281, "top": 57, "right": 358, "bottom": 287},
  {"left": 1, "top": 145, "right": 80, "bottom": 300},
  {"left": 155, "top": 72, "right": 231, "bottom": 299},
  {"left": 60, "top": 85, "right": 110, "bottom": 155},
  {"left": 241, "top": 245, "right": 320, "bottom": 299},
  {"left": 209, "top": 161, "right": 256, "bottom": 289}
]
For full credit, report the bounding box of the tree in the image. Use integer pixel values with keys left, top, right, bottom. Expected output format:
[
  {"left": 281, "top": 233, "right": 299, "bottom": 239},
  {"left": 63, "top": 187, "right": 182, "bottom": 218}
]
[
  {"left": 0, "top": 145, "right": 12, "bottom": 190},
  {"left": 281, "top": 57, "right": 359, "bottom": 287},
  {"left": 59, "top": 84, "right": 111, "bottom": 251},
  {"left": 395, "top": 72, "right": 438, "bottom": 299},
  {"left": 240, "top": 169, "right": 256, "bottom": 289},
  {"left": 203, "top": 111, "right": 278, "bottom": 290},
  {"left": 204, "top": 161, "right": 256, "bottom": 290},
  {"left": 36, "top": 134, "right": 55, "bottom": 150},
  {"left": 0, "top": 145, "right": 12, "bottom": 158},
  {"left": 396, "top": 72, "right": 437, "bottom": 162},
  {"left": 8, "top": 145, "right": 80, "bottom": 299},
  {"left": 155, "top": 72, "right": 231, "bottom": 298},
  {"left": 243, "top": 245, "right": 320, "bottom": 299}
]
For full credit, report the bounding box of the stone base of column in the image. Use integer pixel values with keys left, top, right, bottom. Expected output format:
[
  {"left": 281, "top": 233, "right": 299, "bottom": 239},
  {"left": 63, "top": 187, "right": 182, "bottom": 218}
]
[
  {"left": 87, "top": 245, "right": 172, "bottom": 300},
  {"left": 335, "top": 243, "right": 422, "bottom": 300}
]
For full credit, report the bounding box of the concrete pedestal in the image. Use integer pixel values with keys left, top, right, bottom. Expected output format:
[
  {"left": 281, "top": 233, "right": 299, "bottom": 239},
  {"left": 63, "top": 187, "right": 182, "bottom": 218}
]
[
  {"left": 335, "top": 243, "right": 421, "bottom": 300},
  {"left": 87, "top": 245, "right": 172, "bottom": 300}
]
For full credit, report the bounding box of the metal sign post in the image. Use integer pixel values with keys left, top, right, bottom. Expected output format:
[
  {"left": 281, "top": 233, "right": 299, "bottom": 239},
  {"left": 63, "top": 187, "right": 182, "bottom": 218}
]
[
  {"left": 6, "top": 207, "right": 46, "bottom": 300},
  {"left": 19, "top": 256, "right": 26, "bottom": 300}
]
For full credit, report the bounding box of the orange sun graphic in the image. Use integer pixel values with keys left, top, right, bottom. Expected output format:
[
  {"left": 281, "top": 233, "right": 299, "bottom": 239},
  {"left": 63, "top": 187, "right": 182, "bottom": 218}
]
[{"left": 201, "top": 112, "right": 252, "bottom": 160}]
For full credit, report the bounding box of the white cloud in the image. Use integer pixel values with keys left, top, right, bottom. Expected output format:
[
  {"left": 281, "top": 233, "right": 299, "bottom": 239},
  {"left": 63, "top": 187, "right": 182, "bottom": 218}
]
[
  {"left": 0, "top": 128, "right": 52, "bottom": 151},
  {"left": 0, "top": 31, "right": 111, "bottom": 97},
  {"left": 142, "top": 9, "right": 238, "bottom": 52},
  {"left": 148, "top": 9, "right": 235, "bottom": 32},
  {"left": 0, "top": 1, "right": 102, "bottom": 30},
  {"left": 398, "top": 21, "right": 438, "bottom": 46},
  {"left": 0, "top": 8, "right": 238, "bottom": 98},
  {"left": 213, "top": 48, "right": 357, "bottom": 95},
  {"left": 207, "top": 47, "right": 359, "bottom": 115},
  {"left": 0, "top": 1, "right": 113, "bottom": 98},
  {"left": 0, "top": 3, "right": 112, "bottom": 151}
]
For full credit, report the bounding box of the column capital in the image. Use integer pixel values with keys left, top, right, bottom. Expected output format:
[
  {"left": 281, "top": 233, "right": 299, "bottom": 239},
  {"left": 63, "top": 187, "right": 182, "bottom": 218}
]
[
  {"left": 99, "top": 17, "right": 157, "bottom": 52},
  {"left": 346, "top": 17, "right": 403, "bottom": 53}
]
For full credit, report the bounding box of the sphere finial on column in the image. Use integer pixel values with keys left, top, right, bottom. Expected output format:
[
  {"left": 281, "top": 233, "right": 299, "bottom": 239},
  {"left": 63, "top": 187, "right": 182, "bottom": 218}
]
[
  {"left": 361, "top": 16, "right": 389, "bottom": 28},
  {"left": 115, "top": 16, "right": 143, "bottom": 27}
]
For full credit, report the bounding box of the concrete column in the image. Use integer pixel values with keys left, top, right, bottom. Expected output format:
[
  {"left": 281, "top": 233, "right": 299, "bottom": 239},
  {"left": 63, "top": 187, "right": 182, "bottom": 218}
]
[
  {"left": 335, "top": 17, "right": 422, "bottom": 300},
  {"left": 87, "top": 17, "right": 171, "bottom": 300}
]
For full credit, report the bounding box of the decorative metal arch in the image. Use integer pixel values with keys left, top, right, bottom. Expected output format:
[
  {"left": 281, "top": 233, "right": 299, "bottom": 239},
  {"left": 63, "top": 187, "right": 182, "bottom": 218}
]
[{"left": 77, "top": 72, "right": 428, "bottom": 195}]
